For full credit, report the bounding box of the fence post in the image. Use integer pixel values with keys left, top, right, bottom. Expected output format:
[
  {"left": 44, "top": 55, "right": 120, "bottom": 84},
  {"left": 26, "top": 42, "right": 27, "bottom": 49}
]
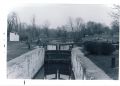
[{"left": 111, "top": 57, "right": 115, "bottom": 68}]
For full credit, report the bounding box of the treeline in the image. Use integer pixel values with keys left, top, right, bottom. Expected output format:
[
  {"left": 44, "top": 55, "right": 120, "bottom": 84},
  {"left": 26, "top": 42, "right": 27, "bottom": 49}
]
[{"left": 7, "top": 5, "right": 119, "bottom": 43}]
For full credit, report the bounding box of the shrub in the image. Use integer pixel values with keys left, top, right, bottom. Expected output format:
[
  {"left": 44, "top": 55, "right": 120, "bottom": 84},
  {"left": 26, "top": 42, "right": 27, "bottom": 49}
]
[
  {"left": 83, "top": 41, "right": 115, "bottom": 55},
  {"left": 101, "top": 42, "right": 115, "bottom": 55},
  {"left": 84, "top": 41, "right": 101, "bottom": 55}
]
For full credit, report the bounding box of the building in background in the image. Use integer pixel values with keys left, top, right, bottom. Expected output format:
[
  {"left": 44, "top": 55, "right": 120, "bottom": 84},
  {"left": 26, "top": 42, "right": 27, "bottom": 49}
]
[{"left": 10, "top": 32, "right": 19, "bottom": 41}]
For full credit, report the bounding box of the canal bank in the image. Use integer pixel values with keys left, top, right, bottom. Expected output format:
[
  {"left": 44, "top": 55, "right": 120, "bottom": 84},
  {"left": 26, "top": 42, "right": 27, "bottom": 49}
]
[
  {"left": 7, "top": 45, "right": 112, "bottom": 80},
  {"left": 71, "top": 47, "right": 112, "bottom": 80}
]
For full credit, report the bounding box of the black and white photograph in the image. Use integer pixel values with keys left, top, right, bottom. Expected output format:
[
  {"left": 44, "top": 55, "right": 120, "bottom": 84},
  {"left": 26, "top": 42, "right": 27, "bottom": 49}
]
[{"left": 6, "top": 4, "right": 119, "bottom": 80}]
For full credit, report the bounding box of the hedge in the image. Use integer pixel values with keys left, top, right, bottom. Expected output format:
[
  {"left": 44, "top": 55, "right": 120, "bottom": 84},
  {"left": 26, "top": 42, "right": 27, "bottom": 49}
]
[{"left": 83, "top": 41, "right": 115, "bottom": 55}]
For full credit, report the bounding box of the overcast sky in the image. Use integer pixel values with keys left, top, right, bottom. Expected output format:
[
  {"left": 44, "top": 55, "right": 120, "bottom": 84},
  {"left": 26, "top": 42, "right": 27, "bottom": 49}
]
[{"left": 11, "top": 4, "right": 113, "bottom": 28}]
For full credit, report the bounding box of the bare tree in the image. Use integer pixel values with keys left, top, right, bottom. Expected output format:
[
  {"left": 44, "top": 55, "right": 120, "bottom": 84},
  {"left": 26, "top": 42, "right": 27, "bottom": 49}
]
[
  {"left": 75, "top": 17, "right": 84, "bottom": 41},
  {"left": 56, "top": 27, "right": 62, "bottom": 38},
  {"left": 68, "top": 17, "right": 85, "bottom": 42},
  {"left": 31, "top": 16, "right": 36, "bottom": 40},
  {"left": 61, "top": 25, "right": 67, "bottom": 42},
  {"left": 68, "top": 17, "right": 75, "bottom": 41},
  {"left": 111, "top": 5, "right": 120, "bottom": 21},
  {"left": 110, "top": 5, "right": 120, "bottom": 35},
  {"left": 75, "top": 17, "right": 84, "bottom": 31},
  {"left": 7, "top": 12, "right": 19, "bottom": 39},
  {"left": 43, "top": 21, "right": 50, "bottom": 38},
  {"left": 68, "top": 17, "right": 74, "bottom": 32}
]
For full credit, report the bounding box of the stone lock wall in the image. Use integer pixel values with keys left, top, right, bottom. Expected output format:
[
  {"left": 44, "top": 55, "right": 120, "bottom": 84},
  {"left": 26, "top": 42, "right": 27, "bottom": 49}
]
[
  {"left": 71, "top": 47, "right": 112, "bottom": 80},
  {"left": 7, "top": 48, "right": 45, "bottom": 79}
]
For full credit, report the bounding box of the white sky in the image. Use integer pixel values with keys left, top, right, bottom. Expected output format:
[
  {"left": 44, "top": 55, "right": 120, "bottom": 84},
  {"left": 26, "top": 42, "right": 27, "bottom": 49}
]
[{"left": 11, "top": 4, "right": 113, "bottom": 28}]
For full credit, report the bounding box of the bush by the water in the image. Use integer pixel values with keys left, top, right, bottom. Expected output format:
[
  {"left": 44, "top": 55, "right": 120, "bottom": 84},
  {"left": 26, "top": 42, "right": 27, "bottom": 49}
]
[
  {"left": 101, "top": 42, "right": 115, "bottom": 55},
  {"left": 83, "top": 41, "right": 115, "bottom": 55}
]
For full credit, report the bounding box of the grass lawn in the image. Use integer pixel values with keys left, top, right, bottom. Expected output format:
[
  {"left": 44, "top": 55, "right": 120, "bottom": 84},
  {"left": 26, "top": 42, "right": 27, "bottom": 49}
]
[
  {"left": 85, "top": 51, "right": 119, "bottom": 80},
  {"left": 7, "top": 41, "right": 36, "bottom": 61}
]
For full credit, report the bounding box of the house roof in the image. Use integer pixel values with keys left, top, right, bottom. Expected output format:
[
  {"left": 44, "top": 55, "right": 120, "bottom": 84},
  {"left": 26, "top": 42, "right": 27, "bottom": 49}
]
[{"left": 10, "top": 31, "right": 19, "bottom": 35}]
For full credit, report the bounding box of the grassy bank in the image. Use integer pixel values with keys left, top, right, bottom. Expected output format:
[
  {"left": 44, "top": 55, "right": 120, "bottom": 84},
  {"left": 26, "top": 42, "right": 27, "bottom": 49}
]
[
  {"left": 84, "top": 50, "right": 119, "bottom": 80},
  {"left": 7, "top": 41, "right": 36, "bottom": 61}
]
